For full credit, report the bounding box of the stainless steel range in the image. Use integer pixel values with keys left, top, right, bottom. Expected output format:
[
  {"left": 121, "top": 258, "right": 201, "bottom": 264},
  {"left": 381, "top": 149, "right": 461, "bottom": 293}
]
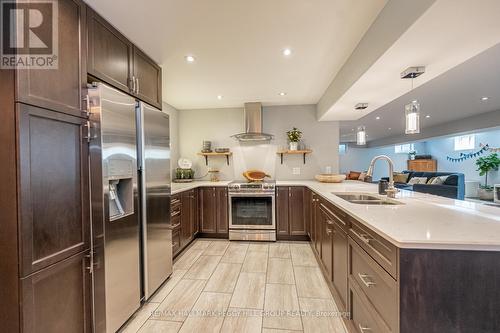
[{"left": 228, "top": 181, "right": 276, "bottom": 241}]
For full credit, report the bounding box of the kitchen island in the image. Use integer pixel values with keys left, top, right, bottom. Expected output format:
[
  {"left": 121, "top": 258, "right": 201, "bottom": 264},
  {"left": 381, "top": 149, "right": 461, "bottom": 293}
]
[{"left": 171, "top": 180, "right": 500, "bottom": 333}]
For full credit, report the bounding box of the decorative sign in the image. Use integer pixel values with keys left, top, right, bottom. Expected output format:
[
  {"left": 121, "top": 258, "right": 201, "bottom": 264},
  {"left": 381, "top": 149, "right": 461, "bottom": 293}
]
[{"left": 447, "top": 144, "right": 489, "bottom": 162}]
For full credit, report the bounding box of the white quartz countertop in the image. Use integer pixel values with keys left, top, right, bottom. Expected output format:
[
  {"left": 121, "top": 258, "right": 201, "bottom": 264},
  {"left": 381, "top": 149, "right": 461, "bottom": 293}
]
[
  {"left": 171, "top": 180, "right": 500, "bottom": 251},
  {"left": 171, "top": 180, "right": 231, "bottom": 194}
]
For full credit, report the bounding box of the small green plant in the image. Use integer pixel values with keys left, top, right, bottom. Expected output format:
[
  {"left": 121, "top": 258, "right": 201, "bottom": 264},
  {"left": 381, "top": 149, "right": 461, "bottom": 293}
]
[
  {"left": 476, "top": 153, "right": 500, "bottom": 189},
  {"left": 286, "top": 127, "right": 302, "bottom": 142}
]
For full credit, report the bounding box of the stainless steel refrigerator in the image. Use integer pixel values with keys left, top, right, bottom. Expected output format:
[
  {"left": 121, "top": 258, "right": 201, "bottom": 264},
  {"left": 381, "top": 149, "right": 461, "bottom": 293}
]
[{"left": 88, "top": 83, "right": 172, "bottom": 333}]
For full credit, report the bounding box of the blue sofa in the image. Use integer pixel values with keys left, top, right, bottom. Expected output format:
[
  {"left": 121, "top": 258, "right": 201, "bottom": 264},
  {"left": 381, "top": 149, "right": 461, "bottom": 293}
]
[{"left": 382, "top": 171, "right": 465, "bottom": 200}]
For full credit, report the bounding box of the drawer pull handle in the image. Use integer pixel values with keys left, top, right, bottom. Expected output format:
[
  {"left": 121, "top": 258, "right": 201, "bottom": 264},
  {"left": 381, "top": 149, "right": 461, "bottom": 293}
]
[
  {"left": 171, "top": 223, "right": 181, "bottom": 229},
  {"left": 326, "top": 219, "right": 334, "bottom": 225},
  {"left": 171, "top": 211, "right": 181, "bottom": 217},
  {"left": 358, "top": 324, "right": 372, "bottom": 332},
  {"left": 358, "top": 273, "right": 376, "bottom": 288}
]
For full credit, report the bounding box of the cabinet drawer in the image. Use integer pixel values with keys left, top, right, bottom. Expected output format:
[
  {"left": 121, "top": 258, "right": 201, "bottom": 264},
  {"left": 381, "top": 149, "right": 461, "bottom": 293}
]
[
  {"left": 349, "top": 220, "right": 398, "bottom": 278},
  {"left": 319, "top": 201, "right": 349, "bottom": 233},
  {"left": 349, "top": 238, "right": 398, "bottom": 332},
  {"left": 172, "top": 229, "right": 181, "bottom": 255},
  {"left": 171, "top": 216, "right": 181, "bottom": 230},
  {"left": 171, "top": 195, "right": 181, "bottom": 207},
  {"left": 350, "top": 284, "right": 387, "bottom": 333},
  {"left": 171, "top": 204, "right": 181, "bottom": 218}
]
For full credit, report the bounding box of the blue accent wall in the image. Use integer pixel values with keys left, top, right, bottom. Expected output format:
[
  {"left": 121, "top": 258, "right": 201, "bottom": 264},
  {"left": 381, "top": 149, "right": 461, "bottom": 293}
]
[{"left": 340, "top": 128, "right": 500, "bottom": 186}]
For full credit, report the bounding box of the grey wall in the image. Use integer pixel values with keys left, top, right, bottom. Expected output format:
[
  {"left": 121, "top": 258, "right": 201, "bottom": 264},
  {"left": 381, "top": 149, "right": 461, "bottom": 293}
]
[{"left": 178, "top": 105, "right": 339, "bottom": 181}]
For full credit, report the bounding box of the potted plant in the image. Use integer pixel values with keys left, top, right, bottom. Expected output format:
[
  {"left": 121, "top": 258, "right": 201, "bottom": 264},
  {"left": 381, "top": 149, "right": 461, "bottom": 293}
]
[
  {"left": 475, "top": 153, "right": 500, "bottom": 200},
  {"left": 286, "top": 127, "right": 302, "bottom": 151}
]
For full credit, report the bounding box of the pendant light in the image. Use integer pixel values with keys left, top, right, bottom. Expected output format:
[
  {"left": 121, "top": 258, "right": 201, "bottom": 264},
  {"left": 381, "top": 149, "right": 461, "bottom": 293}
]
[
  {"left": 356, "top": 126, "right": 366, "bottom": 145},
  {"left": 401, "top": 66, "right": 425, "bottom": 135},
  {"left": 405, "top": 100, "right": 420, "bottom": 134}
]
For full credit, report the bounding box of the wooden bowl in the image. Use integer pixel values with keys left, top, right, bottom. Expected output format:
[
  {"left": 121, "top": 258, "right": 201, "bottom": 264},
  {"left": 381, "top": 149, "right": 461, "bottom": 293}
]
[
  {"left": 314, "top": 174, "right": 346, "bottom": 183},
  {"left": 243, "top": 170, "right": 270, "bottom": 182}
]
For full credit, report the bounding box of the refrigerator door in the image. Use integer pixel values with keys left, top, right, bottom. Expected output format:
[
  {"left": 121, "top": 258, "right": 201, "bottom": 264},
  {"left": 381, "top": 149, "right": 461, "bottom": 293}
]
[
  {"left": 88, "top": 83, "right": 141, "bottom": 333},
  {"left": 137, "top": 102, "right": 172, "bottom": 300}
]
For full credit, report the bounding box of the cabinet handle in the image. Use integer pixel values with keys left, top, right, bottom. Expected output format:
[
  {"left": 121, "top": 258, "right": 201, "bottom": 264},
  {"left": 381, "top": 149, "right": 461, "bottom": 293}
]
[
  {"left": 358, "top": 273, "right": 376, "bottom": 288},
  {"left": 171, "top": 223, "right": 181, "bottom": 229},
  {"left": 325, "top": 227, "right": 332, "bottom": 236},
  {"left": 131, "top": 76, "right": 136, "bottom": 93},
  {"left": 358, "top": 324, "right": 372, "bottom": 332},
  {"left": 171, "top": 210, "right": 180, "bottom": 217},
  {"left": 136, "top": 77, "right": 140, "bottom": 94},
  {"left": 326, "top": 219, "right": 334, "bottom": 226}
]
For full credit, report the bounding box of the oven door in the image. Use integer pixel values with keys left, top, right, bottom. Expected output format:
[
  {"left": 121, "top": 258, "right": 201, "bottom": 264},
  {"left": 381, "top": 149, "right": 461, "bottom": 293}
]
[{"left": 229, "top": 193, "right": 275, "bottom": 230}]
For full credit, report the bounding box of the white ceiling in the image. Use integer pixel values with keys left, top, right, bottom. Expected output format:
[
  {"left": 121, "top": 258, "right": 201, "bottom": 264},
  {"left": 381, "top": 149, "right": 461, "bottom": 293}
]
[
  {"left": 84, "top": 0, "right": 387, "bottom": 110},
  {"left": 339, "top": 43, "right": 500, "bottom": 143},
  {"left": 320, "top": 0, "right": 500, "bottom": 121}
]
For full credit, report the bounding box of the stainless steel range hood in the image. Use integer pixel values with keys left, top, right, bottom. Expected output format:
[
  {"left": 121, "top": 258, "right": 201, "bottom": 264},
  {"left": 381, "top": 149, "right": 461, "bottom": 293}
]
[{"left": 231, "top": 102, "right": 274, "bottom": 141}]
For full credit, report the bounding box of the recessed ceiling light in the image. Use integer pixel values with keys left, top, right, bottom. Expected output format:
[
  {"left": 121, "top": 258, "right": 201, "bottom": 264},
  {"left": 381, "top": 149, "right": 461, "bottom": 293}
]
[
  {"left": 375, "top": 116, "right": 380, "bottom": 120},
  {"left": 279, "top": 92, "right": 287, "bottom": 96},
  {"left": 217, "top": 95, "right": 223, "bottom": 100},
  {"left": 481, "top": 96, "right": 489, "bottom": 101},
  {"left": 388, "top": 127, "right": 392, "bottom": 130},
  {"left": 283, "top": 48, "right": 292, "bottom": 56},
  {"left": 185, "top": 55, "right": 195, "bottom": 63},
  {"left": 425, "top": 114, "right": 431, "bottom": 118}
]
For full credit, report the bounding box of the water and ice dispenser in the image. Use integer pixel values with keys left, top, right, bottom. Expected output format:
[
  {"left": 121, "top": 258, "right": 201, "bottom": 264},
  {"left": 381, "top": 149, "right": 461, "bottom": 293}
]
[{"left": 107, "top": 158, "right": 135, "bottom": 221}]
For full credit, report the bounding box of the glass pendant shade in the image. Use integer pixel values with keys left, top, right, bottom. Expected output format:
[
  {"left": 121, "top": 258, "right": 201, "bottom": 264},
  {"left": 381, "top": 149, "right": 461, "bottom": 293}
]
[
  {"left": 405, "top": 100, "right": 420, "bottom": 134},
  {"left": 356, "top": 126, "right": 366, "bottom": 145}
]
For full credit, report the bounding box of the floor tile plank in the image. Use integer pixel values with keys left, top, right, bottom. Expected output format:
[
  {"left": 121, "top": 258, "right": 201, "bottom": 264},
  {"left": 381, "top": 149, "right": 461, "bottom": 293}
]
[{"left": 230, "top": 272, "right": 266, "bottom": 309}]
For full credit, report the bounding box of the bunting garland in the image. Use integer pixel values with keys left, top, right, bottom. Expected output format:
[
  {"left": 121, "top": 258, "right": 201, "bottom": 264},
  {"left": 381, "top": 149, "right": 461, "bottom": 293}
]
[
  {"left": 446, "top": 144, "right": 489, "bottom": 163},
  {"left": 480, "top": 143, "right": 500, "bottom": 153}
]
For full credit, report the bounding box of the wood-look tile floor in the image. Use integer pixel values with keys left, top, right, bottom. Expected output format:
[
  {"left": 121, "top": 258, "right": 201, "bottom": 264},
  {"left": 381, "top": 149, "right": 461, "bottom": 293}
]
[{"left": 120, "top": 239, "right": 348, "bottom": 333}]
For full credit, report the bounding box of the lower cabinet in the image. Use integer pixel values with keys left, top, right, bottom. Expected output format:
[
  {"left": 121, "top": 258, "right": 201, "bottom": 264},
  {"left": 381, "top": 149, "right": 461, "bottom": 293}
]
[
  {"left": 21, "top": 251, "right": 92, "bottom": 333},
  {"left": 276, "top": 186, "right": 307, "bottom": 239},
  {"left": 332, "top": 222, "right": 348, "bottom": 310},
  {"left": 200, "top": 187, "right": 228, "bottom": 235},
  {"left": 171, "top": 189, "right": 199, "bottom": 256}
]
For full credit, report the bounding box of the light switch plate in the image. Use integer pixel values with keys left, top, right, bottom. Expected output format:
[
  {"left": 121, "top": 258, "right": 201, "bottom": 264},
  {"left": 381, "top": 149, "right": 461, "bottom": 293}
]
[{"left": 292, "top": 167, "right": 301, "bottom": 175}]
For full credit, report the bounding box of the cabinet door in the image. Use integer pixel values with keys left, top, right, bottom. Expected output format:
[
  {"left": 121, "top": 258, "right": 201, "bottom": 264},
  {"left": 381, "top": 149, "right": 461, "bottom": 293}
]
[
  {"left": 320, "top": 206, "right": 333, "bottom": 280},
  {"left": 16, "top": 0, "right": 87, "bottom": 117},
  {"left": 21, "top": 250, "right": 92, "bottom": 333},
  {"left": 332, "top": 224, "right": 348, "bottom": 311},
  {"left": 180, "top": 191, "right": 193, "bottom": 247},
  {"left": 289, "top": 187, "right": 306, "bottom": 235},
  {"left": 133, "top": 47, "right": 162, "bottom": 109},
  {"left": 310, "top": 192, "right": 317, "bottom": 250},
  {"left": 216, "top": 187, "right": 229, "bottom": 233},
  {"left": 192, "top": 189, "right": 199, "bottom": 235},
  {"left": 18, "top": 104, "right": 90, "bottom": 276},
  {"left": 200, "top": 187, "right": 217, "bottom": 233},
  {"left": 87, "top": 7, "right": 133, "bottom": 93},
  {"left": 304, "top": 188, "right": 311, "bottom": 237},
  {"left": 314, "top": 198, "right": 322, "bottom": 255},
  {"left": 276, "top": 187, "right": 289, "bottom": 236}
]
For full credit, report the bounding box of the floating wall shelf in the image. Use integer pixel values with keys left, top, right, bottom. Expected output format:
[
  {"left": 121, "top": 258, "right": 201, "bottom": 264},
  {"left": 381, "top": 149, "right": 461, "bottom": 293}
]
[
  {"left": 276, "top": 149, "right": 313, "bottom": 164},
  {"left": 197, "top": 152, "right": 232, "bottom": 166}
]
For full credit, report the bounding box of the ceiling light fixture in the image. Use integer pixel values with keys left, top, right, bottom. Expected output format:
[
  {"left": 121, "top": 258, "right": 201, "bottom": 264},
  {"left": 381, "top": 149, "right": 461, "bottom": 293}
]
[
  {"left": 283, "top": 48, "right": 292, "bottom": 56},
  {"left": 355, "top": 103, "right": 368, "bottom": 110},
  {"left": 375, "top": 116, "right": 380, "bottom": 120},
  {"left": 481, "top": 96, "right": 489, "bottom": 101},
  {"left": 217, "top": 95, "right": 223, "bottom": 100},
  {"left": 185, "top": 55, "right": 195, "bottom": 63},
  {"left": 356, "top": 126, "right": 366, "bottom": 145},
  {"left": 426, "top": 114, "right": 431, "bottom": 118},
  {"left": 401, "top": 66, "right": 425, "bottom": 135},
  {"left": 279, "top": 92, "right": 287, "bottom": 96}
]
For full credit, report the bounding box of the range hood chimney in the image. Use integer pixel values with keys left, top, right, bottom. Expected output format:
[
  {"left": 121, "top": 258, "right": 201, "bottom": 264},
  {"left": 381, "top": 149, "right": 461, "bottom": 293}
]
[{"left": 231, "top": 102, "right": 274, "bottom": 141}]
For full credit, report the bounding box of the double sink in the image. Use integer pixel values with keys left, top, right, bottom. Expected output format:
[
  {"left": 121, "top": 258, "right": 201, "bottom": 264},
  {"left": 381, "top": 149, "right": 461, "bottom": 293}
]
[{"left": 333, "top": 193, "right": 403, "bottom": 205}]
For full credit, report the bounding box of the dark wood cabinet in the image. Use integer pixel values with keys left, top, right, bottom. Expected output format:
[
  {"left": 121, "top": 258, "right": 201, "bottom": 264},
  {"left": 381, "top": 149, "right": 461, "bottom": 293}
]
[
  {"left": 276, "top": 186, "right": 307, "bottom": 239},
  {"left": 216, "top": 187, "right": 229, "bottom": 234},
  {"left": 200, "top": 187, "right": 217, "bottom": 233},
  {"left": 192, "top": 189, "right": 199, "bottom": 235},
  {"left": 180, "top": 190, "right": 194, "bottom": 248},
  {"left": 332, "top": 222, "right": 348, "bottom": 310},
  {"left": 16, "top": 0, "right": 87, "bottom": 118},
  {"left": 21, "top": 250, "right": 92, "bottom": 333},
  {"left": 133, "top": 47, "right": 162, "bottom": 109},
  {"left": 87, "top": 7, "right": 133, "bottom": 93},
  {"left": 87, "top": 7, "right": 162, "bottom": 109},
  {"left": 17, "top": 104, "right": 90, "bottom": 276},
  {"left": 319, "top": 204, "right": 333, "bottom": 280}
]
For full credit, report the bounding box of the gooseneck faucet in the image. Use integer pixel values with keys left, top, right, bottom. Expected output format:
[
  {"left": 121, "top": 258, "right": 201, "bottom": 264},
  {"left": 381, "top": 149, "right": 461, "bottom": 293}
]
[{"left": 366, "top": 155, "right": 399, "bottom": 198}]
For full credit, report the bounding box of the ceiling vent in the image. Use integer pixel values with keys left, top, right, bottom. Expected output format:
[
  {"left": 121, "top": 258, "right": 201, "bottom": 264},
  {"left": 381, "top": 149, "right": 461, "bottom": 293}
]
[
  {"left": 355, "top": 103, "right": 368, "bottom": 110},
  {"left": 400, "top": 66, "right": 426, "bottom": 79}
]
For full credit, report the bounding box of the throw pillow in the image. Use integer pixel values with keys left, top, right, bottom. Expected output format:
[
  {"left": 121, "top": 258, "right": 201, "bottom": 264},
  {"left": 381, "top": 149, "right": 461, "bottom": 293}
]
[
  {"left": 428, "top": 176, "right": 445, "bottom": 185},
  {"left": 443, "top": 175, "right": 458, "bottom": 186},
  {"left": 348, "top": 171, "right": 361, "bottom": 180},
  {"left": 393, "top": 172, "right": 409, "bottom": 183},
  {"left": 408, "top": 177, "right": 427, "bottom": 185}
]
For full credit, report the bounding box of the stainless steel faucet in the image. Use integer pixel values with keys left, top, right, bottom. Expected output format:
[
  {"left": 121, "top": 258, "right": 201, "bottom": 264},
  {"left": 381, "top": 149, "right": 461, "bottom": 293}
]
[{"left": 366, "top": 155, "right": 399, "bottom": 198}]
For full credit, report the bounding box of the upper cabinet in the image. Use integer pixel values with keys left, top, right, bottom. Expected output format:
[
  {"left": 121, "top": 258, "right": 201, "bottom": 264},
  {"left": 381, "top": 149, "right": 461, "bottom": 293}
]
[
  {"left": 133, "top": 47, "right": 163, "bottom": 109},
  {"left": 87, "top": 8, "right": 163, "bottom": 109},
  {"left": 87, "top": 7, "right": 133, "bottom": 93},
  {"left": 16, "top": 0, "right": 87, "bottom": 118}
]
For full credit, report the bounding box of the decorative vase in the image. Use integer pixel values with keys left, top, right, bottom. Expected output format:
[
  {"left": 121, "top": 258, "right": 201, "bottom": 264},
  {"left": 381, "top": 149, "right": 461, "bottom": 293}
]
[
  {"left": 478, "top": 188, "right": 494, "bottom": 201},
  {"left": 289, "top": 142, "right": 299, "bottom": 151}
]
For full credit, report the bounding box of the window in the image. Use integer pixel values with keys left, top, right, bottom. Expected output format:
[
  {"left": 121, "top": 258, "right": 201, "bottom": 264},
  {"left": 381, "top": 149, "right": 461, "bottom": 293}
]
[
  {"left": 338, "top": 144, "right": 347, "bottom": 155},
  {"left": 454, "top": 135, "right": 475, "bottom": 151},
  {"left": 394, "top": 144, "right": 415, "bottom": 154}
]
